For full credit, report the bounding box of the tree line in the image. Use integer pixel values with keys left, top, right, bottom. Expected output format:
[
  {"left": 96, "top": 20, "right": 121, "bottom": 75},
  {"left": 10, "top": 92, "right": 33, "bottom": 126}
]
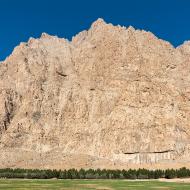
[{"left": 0, "top": 167, "right": 189, "bottom": 179}]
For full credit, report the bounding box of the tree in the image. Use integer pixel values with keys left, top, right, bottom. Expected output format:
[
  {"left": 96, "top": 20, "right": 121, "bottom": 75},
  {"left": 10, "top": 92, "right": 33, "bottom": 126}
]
[{"left": 165, "top": 169, "right": 177, "bottom": 179}]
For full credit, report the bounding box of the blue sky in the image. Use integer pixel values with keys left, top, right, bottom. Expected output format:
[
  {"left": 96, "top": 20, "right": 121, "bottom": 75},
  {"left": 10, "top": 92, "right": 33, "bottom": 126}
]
[{"left": 1, "top": 0, "right": 190, "bottom": 60}]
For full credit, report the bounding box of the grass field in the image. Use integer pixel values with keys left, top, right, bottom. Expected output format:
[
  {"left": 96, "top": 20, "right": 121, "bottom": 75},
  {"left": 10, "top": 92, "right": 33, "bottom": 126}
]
[{"left": 0, "top": 179, "right": 190, "bottom": 190}]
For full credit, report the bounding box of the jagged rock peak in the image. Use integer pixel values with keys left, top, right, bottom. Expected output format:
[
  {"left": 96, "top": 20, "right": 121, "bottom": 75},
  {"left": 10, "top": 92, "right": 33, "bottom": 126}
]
[
  {"left": 176, "top": 40, "right": 190, "bottom": 55},
  {"left": 177, "top": 40, "right": 190, "bottom": 48},
  {"left": 90, "top": 18, "right": 131, "bottom": 33},
  {"left": 41, "top": 32, "right": 53, "bottom": 38},
  {"left": 90, "top": 18, "right": 107, "bottom": 28},
  {"left": 40, "top": 32, "right": 64, "bottom": 41},
  {"left": 127, "top": 25, "right": 135, "bottom": 31}
]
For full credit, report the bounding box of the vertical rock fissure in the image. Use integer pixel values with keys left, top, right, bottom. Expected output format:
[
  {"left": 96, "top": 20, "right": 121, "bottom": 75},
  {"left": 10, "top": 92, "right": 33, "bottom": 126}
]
[{"left": 2, "top": 97, "right": 14, "bottom": 132}]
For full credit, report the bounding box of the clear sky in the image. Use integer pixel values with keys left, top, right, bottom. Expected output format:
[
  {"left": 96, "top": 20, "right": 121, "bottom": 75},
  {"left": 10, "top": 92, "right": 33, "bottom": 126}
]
[{"left": 1, "top": 0, "right": 190, "bottom": 61}]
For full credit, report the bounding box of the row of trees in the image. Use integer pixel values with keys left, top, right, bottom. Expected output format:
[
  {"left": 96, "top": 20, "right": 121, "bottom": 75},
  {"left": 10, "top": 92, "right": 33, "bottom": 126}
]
[{"left": 0, "top": 167, "right": 189, "bottom": 179}]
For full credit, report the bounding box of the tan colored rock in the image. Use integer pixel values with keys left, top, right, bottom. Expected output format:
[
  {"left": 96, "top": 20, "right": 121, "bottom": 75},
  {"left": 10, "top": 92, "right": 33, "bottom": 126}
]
[{"left": 0, "top": 18, "right": 190, "bottom": 169}]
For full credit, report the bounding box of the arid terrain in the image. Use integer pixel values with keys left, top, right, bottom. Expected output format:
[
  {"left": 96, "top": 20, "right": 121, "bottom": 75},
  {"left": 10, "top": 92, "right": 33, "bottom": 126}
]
[{"left": 1, "top": 18, "right": 190, "bottom": 169}]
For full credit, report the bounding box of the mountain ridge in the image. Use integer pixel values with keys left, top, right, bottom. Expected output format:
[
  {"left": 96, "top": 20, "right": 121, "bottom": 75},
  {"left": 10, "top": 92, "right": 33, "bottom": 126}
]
[
  {"left": 0, "top": 18, "right": 190, "bottom": 169},
  {"left": 3, "top": 18, "right": 188, "bottom": 63}
]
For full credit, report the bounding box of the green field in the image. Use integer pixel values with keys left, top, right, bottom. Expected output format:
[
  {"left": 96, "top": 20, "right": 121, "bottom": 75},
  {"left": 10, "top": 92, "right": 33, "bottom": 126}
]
[{"left": 0, "top": 179, "right": 189, "bottom": 190}]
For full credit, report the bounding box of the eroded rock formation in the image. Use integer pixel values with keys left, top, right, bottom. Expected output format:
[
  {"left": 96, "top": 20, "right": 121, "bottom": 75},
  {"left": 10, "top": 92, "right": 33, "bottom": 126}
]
[{"left": 0, "top": 19, "right": 190, "bottom": 169}]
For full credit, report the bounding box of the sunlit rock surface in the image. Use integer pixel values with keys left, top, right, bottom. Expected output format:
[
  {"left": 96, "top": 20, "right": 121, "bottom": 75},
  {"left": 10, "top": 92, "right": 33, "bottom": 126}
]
[{"left": 0, "top": 19, "right": 190, "bottom": 169}]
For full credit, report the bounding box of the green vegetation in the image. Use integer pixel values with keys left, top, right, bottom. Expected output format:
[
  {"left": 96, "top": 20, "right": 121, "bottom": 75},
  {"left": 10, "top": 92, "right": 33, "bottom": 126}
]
[
  {"left": 0, "top": 167, "right": 190, "bottom": 179},
  {"left": 0, "top": 179, "right": 190, "bottom": 190}
]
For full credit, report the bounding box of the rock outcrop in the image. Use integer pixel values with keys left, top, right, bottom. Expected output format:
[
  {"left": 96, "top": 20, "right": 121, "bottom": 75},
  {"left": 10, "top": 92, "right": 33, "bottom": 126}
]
[{"left": 0, "top": 18, "right": 190, "bottom": 169}]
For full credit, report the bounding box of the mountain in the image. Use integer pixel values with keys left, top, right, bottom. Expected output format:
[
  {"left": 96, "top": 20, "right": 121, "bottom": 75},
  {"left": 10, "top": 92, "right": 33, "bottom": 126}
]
[{"left": 0, "top": 18, "right": 190, "bottom": 169}]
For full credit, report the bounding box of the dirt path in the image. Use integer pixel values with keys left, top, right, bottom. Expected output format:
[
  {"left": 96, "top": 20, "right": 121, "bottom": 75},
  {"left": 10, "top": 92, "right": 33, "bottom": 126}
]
[{"left": 158, "top": 178, "right": 190, "bottom": 183}]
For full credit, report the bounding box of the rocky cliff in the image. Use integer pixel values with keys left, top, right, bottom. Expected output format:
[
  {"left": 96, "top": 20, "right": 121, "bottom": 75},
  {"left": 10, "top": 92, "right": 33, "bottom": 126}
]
[{"left": 0, "top": 18, "right": 190, "bottom": 169}]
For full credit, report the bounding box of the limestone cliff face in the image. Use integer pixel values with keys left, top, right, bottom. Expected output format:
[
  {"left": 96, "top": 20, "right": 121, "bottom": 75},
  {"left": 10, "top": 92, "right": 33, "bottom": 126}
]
[{"left": 0, "top": 18, "right": 190, "bottom": 169}]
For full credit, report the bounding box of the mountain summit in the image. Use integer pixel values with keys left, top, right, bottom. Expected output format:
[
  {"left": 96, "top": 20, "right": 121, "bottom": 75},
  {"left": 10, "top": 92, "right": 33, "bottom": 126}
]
[{"left": 0, "top": 19, "right": 190, "bottom": 169}]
